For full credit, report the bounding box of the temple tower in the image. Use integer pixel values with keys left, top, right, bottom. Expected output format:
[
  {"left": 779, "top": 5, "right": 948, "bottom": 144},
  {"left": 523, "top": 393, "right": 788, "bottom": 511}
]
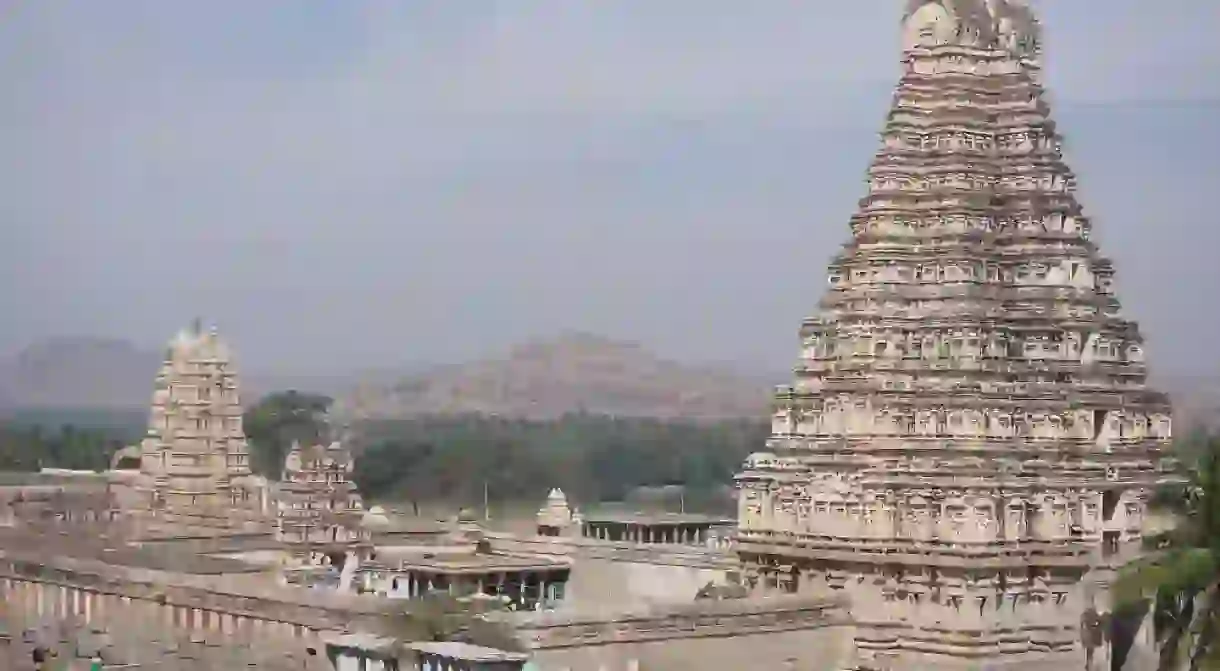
[
  {"left": 133, "top": 320, "right": 265, "bottom": 530},
  {"left": 734, "top": 2, "right": 1174, "bottom": 669},
  {"left": 536, "top": 488, "right": 582, "bottom": 537},
  {"left": 276, "top": 439, "right": 371, "bottom": 568}
]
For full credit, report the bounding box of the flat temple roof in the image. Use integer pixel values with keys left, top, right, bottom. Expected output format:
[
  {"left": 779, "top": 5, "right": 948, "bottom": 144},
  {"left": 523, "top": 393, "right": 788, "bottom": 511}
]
[{"left": 0, "top": 526, "right": 263, "bottom": 575}]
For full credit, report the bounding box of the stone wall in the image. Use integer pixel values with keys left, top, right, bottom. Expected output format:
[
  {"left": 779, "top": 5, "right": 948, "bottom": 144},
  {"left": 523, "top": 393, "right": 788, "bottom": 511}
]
[
  {"left": 0, "top": 554, "right": 394, "bottom": 643},
  {"left": 564, "top": 557, "right": 725, "bottom": 610},
  {"left": 501, "top": 594, "right": 852, "bottom": 671},
  {"left": 489, "top": 533, "right": 736, "bottom": 610}
]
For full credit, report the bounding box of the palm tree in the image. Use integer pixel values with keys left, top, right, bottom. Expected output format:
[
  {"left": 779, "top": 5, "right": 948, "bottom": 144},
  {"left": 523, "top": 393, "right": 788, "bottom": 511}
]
[{"left": 1114, "top": 435, "right": 1220, "bottom": 669}]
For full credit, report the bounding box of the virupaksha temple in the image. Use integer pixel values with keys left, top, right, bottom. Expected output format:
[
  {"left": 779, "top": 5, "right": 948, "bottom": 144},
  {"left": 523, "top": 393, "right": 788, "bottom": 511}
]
[
  {"left": 735, "top": 0, "right": 1176, "bottom": 668},
  {"left": 0, "top": 322, "right": 853, "bottom": 670},
  {"left": 0, "top": 1, "right": 1181, "bottom": 669}
]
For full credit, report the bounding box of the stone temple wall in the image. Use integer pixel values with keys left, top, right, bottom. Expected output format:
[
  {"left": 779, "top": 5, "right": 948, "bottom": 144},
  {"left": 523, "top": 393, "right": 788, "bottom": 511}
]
[
  {"left": 502, "top": 594, "right": 853, "bottom": 671},
  {"left": 489, "top": 532, "right": 736, "bottom": 610},
  {"left": 563, "top": 557, "right": 726, "bottom": 611},
  {"left": 0, "top": 554, "right": 394, "bottom": 646}
]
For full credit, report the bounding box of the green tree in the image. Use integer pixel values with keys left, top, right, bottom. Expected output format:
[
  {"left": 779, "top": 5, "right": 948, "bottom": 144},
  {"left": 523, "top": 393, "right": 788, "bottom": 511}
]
[
  {"left": 1115, "top": 435, "right": 1220, "bottom": 669},
  {"left": 348, "top": 412, "right": 766, "bottom": 513},
  {"left": 243, "top": 390, "right": 334, "bottom": 479},
  {"left": 0, "top": 421, "right": 129, "bottom": 472}
]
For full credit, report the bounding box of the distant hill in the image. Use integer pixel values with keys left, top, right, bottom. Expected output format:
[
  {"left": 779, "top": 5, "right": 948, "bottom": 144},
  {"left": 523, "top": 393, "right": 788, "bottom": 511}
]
[
  {"left": 336, "top": 332, "right": 776, "bottom": 421},
  {"left": 1159, "top": 374, "right": 1220, "bottom": 435},
  {"left": 0, "top": 336, "right": 389, "bottom": 412},
  {"left": 0, "top": 337, "right": 159, "bottom": 410},
  {"left": 0, "top": 333, "right": 776, "bottom": 421}
]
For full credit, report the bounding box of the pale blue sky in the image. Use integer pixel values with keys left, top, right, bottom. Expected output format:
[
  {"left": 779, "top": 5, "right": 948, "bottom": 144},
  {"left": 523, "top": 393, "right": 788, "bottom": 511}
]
[{"left": 3, "top": 1, "right": 1218, "bottom": 375}]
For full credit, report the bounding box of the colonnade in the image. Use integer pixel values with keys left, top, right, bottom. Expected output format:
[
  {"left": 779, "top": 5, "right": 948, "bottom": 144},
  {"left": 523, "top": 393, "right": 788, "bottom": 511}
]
[
  {"left": 581, "top": 523, "right": 714, "bottom": 545},
  {"left": 382, "top": 568, "right": 568, "bottom": 611},
  {"left": 0, "top": 575, "right": 319, "bottom": 644}
]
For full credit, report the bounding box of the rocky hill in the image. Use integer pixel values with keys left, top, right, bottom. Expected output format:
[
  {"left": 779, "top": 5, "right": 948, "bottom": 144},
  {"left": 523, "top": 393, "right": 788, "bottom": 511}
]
[
  {"left": 1159, "top": 374, "right": 1220, "bottom": 435},
  {"left": 336, "top": 333, "right": 775, "bottom": 421},
  {"left": 4, "top": 334, "right": 1218, "bottom": 429},
  {"left": 0, "top": 337, "right": 160, "bottom": 410},
  {"left": 0, "top": 333, "right": 776, "bottom": 420},
  {"left": 0, "top": 337, "right": 375, "bottom": 411}
]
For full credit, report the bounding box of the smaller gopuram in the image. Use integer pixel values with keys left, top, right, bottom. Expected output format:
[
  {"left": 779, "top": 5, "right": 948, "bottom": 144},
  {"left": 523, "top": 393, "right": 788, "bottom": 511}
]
[
  {"left": 276, "top": 439, "right": 372, "bottom": 569},
  {"left": 128, "top": 320, "right": 268, "bottom": 533},
  {"left": 535, "top": 488, "right": 582, "bottom": 537}
]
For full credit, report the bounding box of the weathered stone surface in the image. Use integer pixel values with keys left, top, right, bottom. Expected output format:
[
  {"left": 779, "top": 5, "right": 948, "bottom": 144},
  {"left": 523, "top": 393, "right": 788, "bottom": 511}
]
[
  {"left": 277, "top": 438, "right": 371, "bottom": 569},
  {"left": 500, "top": 594, "right": 852, "bottom": 671},
  {"left": 735, "top": 2, "right": 1175, "bottom": 669},
  {"left": 127, "top": 320, "right": 270, "bottom": 532}
]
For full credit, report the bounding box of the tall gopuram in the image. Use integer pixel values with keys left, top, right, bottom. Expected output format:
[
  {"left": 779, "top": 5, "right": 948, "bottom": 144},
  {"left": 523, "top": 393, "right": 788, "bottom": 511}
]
[
  {"left": 131, "top": 320, "right": 267, "bottom": 532},
  {"left": 734, "top": 2, "right": 1175, "bottom": 669},
  {"left": 276, "top": 438, "right": 372, "bottom": 569}
]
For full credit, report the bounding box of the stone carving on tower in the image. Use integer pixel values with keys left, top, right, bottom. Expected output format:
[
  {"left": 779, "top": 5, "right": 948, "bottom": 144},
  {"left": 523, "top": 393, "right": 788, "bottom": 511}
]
[
  {"left": 735, "top": 3, "right": 1175, "bottom": 669},
  {"left": 276, "top": 438, "right": 372, "bottom": 568},
  {"left": 131, "top": 320, "right": 267, "bottom": 532}
]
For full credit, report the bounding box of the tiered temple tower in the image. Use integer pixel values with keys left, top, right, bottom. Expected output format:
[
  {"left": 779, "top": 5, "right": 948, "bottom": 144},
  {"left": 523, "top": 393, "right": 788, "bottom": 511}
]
[
  {"left": 133, "top": 320, "right": 266, "bottom": 531},
  {"left": 734, "top": 2, "right": 1175, "bottom": 669},
  {"left": 276, "top": 438, "right": 371, "bottom": 568}
]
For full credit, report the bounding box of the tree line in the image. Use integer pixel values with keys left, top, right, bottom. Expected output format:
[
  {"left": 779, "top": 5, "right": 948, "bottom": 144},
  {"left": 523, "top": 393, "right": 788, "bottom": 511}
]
[
  {"left": 0, "top": 391, "right": 766, "bottom": 513},
  {"left": 243, "top": 391, "right": 764, "bottom": 513},
  {"left": 0, "top": 420, "right": 135, "bottom": 472},
  {"left": 350, "top": 413, "right": 764, "bottom": 512}
]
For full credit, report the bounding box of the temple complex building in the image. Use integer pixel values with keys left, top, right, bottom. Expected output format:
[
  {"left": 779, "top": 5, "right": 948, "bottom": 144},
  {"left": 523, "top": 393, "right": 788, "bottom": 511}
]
[
  {"left": 580, "top": 513, "right": 733, "bottom": 547},
  {"left": 125, "top": 320, "right": 269, "bottom": 533},
  {"left": 363, "top": 550, "right": 573, "bottom": 612},
  {"left": 277, "top": 439, "right": 373, "bottom": 570},
  {"left": 535, "top": 488, "right": 581, "bottom": 537},
  {"left": 734, "top": 1, "right": 1175, "bottom": 669}
]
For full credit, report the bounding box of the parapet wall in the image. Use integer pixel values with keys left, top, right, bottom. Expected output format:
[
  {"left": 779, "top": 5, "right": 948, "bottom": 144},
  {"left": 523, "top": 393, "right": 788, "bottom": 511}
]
[
  {"left": 489, "top": 532, "right": 737, "bottom": 570},
  {"left": 490, "top": 532, "right": 738, "bottom": 610},
  {"left": 0, "top": 551, "right": 394, "bottom": 642},
  {"left": 498, "top": 594, "right": 853, "bottom": 671}
]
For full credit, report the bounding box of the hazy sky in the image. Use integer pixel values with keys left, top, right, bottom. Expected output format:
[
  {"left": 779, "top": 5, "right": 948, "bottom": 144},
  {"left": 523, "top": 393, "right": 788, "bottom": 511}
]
[{"left": 4, "top": 1, "right": 1219, "bottom": 375}]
